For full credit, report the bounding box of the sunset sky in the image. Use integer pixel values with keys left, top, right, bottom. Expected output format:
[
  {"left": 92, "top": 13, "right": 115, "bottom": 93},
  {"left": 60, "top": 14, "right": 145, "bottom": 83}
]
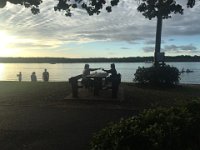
[{"left": 0, "top": 0, "right": 199, "bottom": 58}]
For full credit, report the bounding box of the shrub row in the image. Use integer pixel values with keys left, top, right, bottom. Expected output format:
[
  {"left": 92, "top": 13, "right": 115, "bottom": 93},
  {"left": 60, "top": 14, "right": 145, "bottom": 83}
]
[
  {"left": 134, "top": 65, "right": 180, "bottom": 86},
  {"left": 90, "top": 101, "right": 200, "bottom": 150}
]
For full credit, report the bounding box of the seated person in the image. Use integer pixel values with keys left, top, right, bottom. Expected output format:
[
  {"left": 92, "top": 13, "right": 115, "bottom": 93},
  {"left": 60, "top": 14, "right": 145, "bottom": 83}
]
[
  {"left": 31, "top": 72, "right": 37, "bottom": 82},
  {"left": 82, "top": 64, "right": 100, "bottom": 88},
  {"left": 102, "top": 63, "right": 117, "bottom": 85}
]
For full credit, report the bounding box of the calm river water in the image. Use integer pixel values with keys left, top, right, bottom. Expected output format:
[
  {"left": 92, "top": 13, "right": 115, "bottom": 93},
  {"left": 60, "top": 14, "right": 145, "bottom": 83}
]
[{"left": 0, "top": 62, "right": 199, "bottom": 84}]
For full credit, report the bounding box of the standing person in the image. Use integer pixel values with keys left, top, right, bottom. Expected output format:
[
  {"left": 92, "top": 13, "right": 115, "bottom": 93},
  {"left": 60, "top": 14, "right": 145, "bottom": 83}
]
[
  {"left": 82, "top": 64, "right": 100, "bottom": 87},
  {"left": 43, "top": 69, "right": 49, "bottom": 82},
  {"left": 31, "top": 72, "right": 37, "bottom": 82},
  {"left": 82, "top": 64, "right": 100, "bottom": 78},
  {"left": 102, "top": 63, "right": 117, "bottom": 84},
  {"left": 17, "top": 72, "right": 22, "bottom": 82}
]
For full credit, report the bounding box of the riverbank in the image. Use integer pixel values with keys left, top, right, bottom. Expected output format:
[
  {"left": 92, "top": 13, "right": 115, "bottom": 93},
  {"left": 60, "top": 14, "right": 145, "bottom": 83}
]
[{"left": 0, "top": 55, "right": 200, "bottom": 63}]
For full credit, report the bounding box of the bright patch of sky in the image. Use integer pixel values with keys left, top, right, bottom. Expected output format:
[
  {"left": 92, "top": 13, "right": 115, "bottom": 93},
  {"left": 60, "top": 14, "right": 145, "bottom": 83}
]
[{"left": 0, "top": 0, "right": 199, "bottom": 58}]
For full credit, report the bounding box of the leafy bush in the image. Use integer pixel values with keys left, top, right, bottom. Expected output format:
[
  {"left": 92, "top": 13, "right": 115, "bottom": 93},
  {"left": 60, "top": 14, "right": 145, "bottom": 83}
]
[
  {"left": 90, "top": 101, "right": 200, "bottom": 150},
  {"left": 134, "top": 65, "right": 180, "bottom": 86}
]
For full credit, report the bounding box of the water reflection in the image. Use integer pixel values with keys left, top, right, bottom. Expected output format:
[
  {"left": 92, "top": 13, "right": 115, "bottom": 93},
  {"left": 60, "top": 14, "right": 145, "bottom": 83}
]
[
  {"left": 0, "top": 64, "right": 5, "bottom": 80},
  {"left": 0, "top": 62, "right": 199, "bottom": 84}
]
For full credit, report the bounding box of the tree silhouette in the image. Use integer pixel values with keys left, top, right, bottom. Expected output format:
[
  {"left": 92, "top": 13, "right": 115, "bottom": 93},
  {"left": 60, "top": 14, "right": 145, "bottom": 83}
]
[
  {"left": 0, "top": 0, "right": 42, "bottom": 14},
  {"left": 187, "top": 0, "right": 196, "bottom": 7},
  {"left": 137, "top": 0, "right": 183, "bottom": 66},
  {"left": 0, "top": 0, "right": 120, "bottom": 16},
  {"left": 54, "top": 0, "right": 120, "bottom": 17}
]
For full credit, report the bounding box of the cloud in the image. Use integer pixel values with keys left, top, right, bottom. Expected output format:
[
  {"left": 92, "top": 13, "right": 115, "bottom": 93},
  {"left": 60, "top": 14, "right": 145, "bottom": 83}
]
[
  {"left": 0, "top": 0, "right": 199, "bottom": 57},
  {"left": 2, "top": 0, "right": 200, "bottom": 43},
  {"left": 164, "top": 44, "right": 198, "bottom": 53},
  {"left": 143, "top": 44, "right": 198, "bottom": 54},
  {"left": 163, "top": 2, "right": 200, "bottom": 37},
  {"left": 0, "top": 0, "right": 156, "bottom": 43},
  {"left": 120, "top": 47, "right": 130, "bottom": 50},
  {"left": 6, "top": 37, "right": 62, "bottom": 49},
  {"left": 144, "top": 40, "right": 165, "bottom": 45},
  {"left": 143, "top": 46, "right": 155, "bottom": 52},
  {"left": 168, "top": 39, "right": 175, "bottom": 41}
]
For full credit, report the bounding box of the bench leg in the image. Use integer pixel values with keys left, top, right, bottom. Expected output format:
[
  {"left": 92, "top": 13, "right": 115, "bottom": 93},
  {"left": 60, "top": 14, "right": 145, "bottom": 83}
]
[
  {"left": 93, "top": 78, "right": 102, "bottom": 96},
  {"left": 71, "top": 82, "right": 78, "bottom": 98},
  {"left": 112, "top": 85, "right": 119, "bottom": 98}
]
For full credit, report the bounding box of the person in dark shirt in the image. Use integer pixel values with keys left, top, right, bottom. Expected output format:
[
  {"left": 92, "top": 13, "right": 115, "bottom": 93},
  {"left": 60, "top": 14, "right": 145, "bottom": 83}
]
[
  {"left": 43, "top": 69, "right": 49, "bottom": 82},
  {"left": 31, "top": 72, "right": 37, "bottom": 82},
  {"left": 17, "top": 72, "right": 22, "bottom": 82},
  {"left": 102, "top": 63, "right": 117, "bottom": 85}
]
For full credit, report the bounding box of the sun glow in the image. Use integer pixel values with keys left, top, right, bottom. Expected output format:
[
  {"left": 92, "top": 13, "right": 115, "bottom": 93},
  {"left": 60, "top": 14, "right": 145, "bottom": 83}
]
[
  {"left": 0, "top": 31, "right": 17, "bottom": 56},
  {"left": 0, "top": 64, "right": 5, "bottom": 80}
]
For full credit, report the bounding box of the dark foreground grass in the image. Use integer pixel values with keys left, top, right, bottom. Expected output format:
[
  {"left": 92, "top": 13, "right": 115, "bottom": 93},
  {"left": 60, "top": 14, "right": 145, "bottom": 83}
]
[
  {"left": 0, "top": 81, "right": 200, "bottom": 149},
  {"left": 0, "top": 81, "right": 71, "bottom": 105},
  {"left": 124, "top": 83, "right": 200, "bottom": 109},
  {"left": 0, "top": 81, "right": 200, "bottom": 110}
]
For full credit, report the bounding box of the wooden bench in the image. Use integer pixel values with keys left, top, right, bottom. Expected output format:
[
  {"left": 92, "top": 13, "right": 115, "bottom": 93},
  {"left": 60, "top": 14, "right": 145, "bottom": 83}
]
[
  {"left": 69, "top": 74, "right": 83, "bottom": 98},
  {"left": 69, "top": 73, "right": 121, "bottom": 98}
]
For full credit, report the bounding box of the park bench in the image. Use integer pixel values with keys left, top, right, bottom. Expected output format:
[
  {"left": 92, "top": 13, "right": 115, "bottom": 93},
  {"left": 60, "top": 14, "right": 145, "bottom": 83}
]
[
  {"left": 69, "top": 73, "right": 121, "bottom": 98},
  {"left": 69, "top": 74, "right": 83, "bottom": 98}
]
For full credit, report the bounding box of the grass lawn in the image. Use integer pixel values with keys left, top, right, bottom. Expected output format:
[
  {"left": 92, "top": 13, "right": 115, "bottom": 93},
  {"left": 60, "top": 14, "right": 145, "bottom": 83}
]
[
  {"left": 0, "top": 81, "right": 71, "bottom": 105},
  {"left": 0, "top": 81, "right": 200, "bottom": 149},
  {"left": 0, "top": 81, "right": 200, "bottom": 110},
  {"left": 123, "top": 83, "right": 200, "bottom": 110}
]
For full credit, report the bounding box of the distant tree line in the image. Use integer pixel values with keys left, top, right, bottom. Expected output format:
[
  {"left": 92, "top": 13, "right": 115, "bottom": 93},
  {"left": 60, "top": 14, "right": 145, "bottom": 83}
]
[{"left": 0, "top": 56, "right": 199, "bottom": 63}]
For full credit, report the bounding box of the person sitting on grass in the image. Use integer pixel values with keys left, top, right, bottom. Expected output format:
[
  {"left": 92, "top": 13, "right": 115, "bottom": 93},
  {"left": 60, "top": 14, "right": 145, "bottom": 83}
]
[{"left": 31, "top": 72, "right": 37, "bottom": 82}]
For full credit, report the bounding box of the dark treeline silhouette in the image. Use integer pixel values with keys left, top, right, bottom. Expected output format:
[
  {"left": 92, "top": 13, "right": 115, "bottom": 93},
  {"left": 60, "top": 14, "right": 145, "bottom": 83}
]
[{"left": 0, "top": 55, "right": 200, "bottom": 63}]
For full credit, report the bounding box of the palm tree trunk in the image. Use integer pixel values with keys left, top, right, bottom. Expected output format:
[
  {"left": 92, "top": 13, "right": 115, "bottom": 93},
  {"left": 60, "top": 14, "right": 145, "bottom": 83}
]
[{"left": 154, "top": 15, "right": 163, "bottom": 66}]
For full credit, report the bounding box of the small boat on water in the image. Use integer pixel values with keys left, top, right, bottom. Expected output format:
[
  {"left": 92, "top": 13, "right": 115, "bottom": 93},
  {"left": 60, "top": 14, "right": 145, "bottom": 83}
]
[
  {"left": 144, "top": 61, "right": 153, "bottom": 63},
  {"left": 181, "top": 68, "right": 194, "bottom": 73},
  {"left": 50, "top": 62, "right": 56, "bottom": 64}
]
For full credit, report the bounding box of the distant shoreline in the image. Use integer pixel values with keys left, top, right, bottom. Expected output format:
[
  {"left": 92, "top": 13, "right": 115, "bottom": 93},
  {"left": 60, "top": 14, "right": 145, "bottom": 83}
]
[{"left": 0, "top": 55, "right": 200, "bottom": 63}]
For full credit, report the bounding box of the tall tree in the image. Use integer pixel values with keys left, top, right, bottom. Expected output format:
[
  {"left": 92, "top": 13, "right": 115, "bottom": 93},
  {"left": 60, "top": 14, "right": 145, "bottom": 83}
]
[{"left": 137, "top": 0, "right": 183, "bottom": 66}]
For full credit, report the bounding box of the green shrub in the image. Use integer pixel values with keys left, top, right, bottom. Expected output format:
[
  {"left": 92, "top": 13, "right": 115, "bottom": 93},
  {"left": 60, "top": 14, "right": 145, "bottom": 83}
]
[
  {"left": 90, "top": 101, "right": 200, "bottom": 150},
  {"left": 134, "top": 65, "right": 180, "bottom": 86}
]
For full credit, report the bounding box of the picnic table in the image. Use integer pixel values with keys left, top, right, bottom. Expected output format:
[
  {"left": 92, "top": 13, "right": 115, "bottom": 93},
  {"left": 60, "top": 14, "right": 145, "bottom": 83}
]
[
  {"left": 86, "top": 72, "right": 108, "bottom": 96},
  {"left": 69, "top": 72, "right": 121, "bottom": 98}
]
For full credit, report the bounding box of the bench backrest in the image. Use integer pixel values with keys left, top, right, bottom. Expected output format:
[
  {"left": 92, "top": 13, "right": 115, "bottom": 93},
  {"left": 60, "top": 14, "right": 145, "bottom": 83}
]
[{"left": 69, "top": 74, "right": 83, "bottom": 83}]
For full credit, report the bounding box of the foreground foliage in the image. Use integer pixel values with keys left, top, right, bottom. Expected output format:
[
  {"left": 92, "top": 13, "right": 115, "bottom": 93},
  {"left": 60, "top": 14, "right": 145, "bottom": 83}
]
[
  {"left": 134, "top": 65, "right": 180, "bottom": 86},
  {"left": 90, "top": 101, "right": 200, "bottom": 150}
]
